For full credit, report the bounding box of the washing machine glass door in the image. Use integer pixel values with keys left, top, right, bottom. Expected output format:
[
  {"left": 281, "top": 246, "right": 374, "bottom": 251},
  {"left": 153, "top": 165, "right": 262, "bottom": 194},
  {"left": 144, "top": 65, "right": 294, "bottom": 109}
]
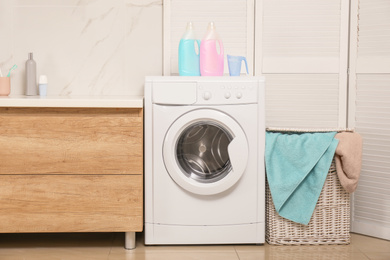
[
  {"left": 163, "top": 109, "right": 249, "bottom": 195},
  {"left": 176, "top": 121, "right": 232, "bottom": 183}
]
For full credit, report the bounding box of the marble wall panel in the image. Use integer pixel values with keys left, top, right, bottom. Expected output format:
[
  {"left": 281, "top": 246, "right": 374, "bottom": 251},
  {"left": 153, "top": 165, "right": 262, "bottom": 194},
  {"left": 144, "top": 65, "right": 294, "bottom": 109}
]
[{"left": 0, "top": 0, "right": 162, "bottom": 96}]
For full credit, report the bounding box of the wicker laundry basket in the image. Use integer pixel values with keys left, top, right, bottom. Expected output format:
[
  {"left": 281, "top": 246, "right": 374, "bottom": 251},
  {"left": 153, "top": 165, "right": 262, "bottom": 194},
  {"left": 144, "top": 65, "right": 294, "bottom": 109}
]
[{"left": 266, "top": 160, "right": 351, "bottom": 245}]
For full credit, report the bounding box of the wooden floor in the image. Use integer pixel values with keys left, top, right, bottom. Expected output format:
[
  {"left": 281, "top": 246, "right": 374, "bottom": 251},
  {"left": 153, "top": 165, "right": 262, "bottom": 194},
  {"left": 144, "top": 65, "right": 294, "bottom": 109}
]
[{"left": 0, "top": 232, "right": 389, "bottom": 259}]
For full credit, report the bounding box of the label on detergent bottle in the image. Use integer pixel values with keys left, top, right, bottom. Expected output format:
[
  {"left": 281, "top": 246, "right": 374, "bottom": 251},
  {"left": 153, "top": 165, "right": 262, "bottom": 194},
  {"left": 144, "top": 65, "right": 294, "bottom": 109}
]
[
  {"left": 200, "top": 22, "right": 224, "bottom": 76},
  {"left": 178, "top": 22, "right": 200, "bottom": 76}
]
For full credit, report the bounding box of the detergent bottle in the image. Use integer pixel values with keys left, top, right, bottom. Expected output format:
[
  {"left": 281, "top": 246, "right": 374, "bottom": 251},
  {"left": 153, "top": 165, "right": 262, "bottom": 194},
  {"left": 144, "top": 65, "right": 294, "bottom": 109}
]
[
  {"left": 200, "top": 22, "right": 224, "bottom": 76},
  {"left": 178, "top": 22, "right": 200, "bottom": 76}
]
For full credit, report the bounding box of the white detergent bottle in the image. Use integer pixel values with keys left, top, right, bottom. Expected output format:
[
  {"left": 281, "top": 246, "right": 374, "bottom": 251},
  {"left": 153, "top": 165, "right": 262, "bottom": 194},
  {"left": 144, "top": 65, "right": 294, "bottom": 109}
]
[
  {"left": 178, "top": 22, "right": 201, "bottom": 76},
  {"left": 200, "top": 22, "right": 224, "bottom": 76}
]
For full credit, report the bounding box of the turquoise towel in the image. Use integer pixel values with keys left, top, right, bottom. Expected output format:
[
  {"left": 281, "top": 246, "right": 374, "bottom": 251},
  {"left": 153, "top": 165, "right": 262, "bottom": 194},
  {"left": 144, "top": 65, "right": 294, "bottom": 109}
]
[{"left": 265, "top": 131, "right": 339, "bottom": 225}]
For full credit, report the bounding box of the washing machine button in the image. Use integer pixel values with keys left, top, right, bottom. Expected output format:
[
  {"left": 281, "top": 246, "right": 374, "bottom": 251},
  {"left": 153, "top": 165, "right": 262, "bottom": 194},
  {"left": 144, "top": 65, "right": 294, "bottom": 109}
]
[
  {"left": 236, "top": 92, "right": 243, "bottom": 99},
  {"left": 224, "top": 92, "right": 231, "bottom": 99},
  {"left": 203, "top": 91, "right": 212, "bottom": 100}
]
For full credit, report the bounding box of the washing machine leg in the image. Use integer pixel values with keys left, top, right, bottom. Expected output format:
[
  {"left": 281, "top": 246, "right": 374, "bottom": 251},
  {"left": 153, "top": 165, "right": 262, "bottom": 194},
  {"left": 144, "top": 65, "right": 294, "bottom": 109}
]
[{"left": 124, "top": 232, "right": 136, "bottom": 250}]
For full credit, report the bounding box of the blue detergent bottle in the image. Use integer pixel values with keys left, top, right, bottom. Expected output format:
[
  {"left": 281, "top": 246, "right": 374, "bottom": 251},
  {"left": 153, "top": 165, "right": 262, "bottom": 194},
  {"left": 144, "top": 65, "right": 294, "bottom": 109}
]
[{"left": 178, "top": 22, "right": 200, "bottom": 76}]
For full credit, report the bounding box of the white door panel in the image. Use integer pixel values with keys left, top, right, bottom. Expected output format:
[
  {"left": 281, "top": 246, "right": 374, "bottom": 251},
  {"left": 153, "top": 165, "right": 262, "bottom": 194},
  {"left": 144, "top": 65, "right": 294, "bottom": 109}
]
[{"left": 349, "top": 0, "right": 390, "bottom": 240}]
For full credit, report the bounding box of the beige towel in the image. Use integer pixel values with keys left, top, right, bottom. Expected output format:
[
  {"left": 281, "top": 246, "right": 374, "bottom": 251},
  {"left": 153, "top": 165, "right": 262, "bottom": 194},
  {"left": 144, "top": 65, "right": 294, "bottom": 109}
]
[{"left": 334, "top": 132, "right": 363, "bottom": 193}]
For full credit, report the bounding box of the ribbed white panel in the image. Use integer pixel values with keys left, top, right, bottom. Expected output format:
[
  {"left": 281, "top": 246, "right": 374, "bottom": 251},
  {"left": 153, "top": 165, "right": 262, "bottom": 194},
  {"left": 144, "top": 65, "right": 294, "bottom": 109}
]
[
  {"left": 352, "top": 74, "right": 390, "bottom": 240},
  {"left": 265, "top": 74, "right": 340, "bottom": 128},
  {"left": 259, "top": 0, "right": 348, "bottom": 129},
  {"left": 356, "top": 0, "right": 390, "bottom": 73},
  {"left": 262, "top": 0, "right": 342, "bottom": 73},
  {"left": 166, "top": 0, "right": 254, "bottom": 75}
]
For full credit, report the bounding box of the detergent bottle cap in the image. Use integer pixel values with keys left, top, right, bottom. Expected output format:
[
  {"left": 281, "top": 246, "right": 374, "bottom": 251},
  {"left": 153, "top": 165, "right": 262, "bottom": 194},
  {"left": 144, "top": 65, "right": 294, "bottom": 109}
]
[
  {"left": 203, "top": 22, "right": 219, "bottom": 40},
  {"left": 187, "top": 21, "right": 194, "bottom": 30},
  {"left": 39, "top": 75, "right": 48, "bottom": 84},
  {"left": 181, "top": 22, "right": 196, "bottom": 40}
]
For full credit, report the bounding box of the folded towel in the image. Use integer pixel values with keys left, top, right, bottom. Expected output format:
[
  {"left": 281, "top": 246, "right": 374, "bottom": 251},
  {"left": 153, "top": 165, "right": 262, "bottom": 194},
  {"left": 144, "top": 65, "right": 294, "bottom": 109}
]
[
  {"left": 265, "top": 131, "right": 339, "bottom": 225},
  {"left": 334, "top": 132, "right": 363, "bottom": 193}
]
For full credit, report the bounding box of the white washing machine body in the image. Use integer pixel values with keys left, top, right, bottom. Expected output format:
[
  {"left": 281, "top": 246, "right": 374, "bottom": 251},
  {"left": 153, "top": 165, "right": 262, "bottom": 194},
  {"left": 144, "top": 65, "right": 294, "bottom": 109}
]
[{"left": 144, "top": 76, "right": 265, "bottom": 244}]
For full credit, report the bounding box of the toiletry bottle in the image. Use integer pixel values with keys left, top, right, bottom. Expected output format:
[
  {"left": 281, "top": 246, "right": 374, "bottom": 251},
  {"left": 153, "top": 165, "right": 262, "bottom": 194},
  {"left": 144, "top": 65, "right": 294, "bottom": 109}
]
[
  {"left": 26, "top": 52, "right": 37, "bottom": 96},
  {"left": 178, "top": 22, "right": 200, "bottom": 76},
  {"left": 200, "top": 22, "right": 224, "bottom": 76},
  {"left": 38, "top": 75, "right": 48, "bottom": 96}
]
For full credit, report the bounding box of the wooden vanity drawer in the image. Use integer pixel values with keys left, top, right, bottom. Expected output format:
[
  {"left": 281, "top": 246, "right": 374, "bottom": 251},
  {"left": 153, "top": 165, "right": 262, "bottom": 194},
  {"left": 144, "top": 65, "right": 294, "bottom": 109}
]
[
  {"left": 0, "top": 107, "right": 143, "bottom": 175},
  {"left": 0, "top": 107, "right": 143, "bottom": 234},
  {"left": 0, "top": 174, "right": 143, "bottom": 233}
]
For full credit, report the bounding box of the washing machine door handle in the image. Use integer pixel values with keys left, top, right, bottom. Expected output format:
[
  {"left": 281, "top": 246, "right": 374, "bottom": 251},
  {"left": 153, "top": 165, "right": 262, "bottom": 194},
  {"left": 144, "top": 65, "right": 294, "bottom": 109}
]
[{"left": 228, "top": 134, "right": 249, "bottom": 176}]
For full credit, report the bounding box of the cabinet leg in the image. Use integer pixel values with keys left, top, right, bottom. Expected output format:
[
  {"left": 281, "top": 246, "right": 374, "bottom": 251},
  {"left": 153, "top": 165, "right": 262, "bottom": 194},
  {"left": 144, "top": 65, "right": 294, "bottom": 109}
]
[{"left": 125, "top": 232, "right": 136, "bottom": 250}]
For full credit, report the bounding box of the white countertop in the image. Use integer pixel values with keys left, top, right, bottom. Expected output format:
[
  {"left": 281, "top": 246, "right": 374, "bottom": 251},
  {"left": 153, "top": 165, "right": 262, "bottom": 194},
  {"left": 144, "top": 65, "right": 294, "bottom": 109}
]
[{"left": 0, "top": 95, "right": 144, "bottom": 108}]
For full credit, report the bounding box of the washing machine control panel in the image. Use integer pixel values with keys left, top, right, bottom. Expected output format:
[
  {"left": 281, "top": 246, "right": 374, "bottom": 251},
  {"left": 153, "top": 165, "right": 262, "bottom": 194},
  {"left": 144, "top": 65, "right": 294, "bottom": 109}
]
[{"left": 196, "top": 81, "right": 258, "bottom": 105}]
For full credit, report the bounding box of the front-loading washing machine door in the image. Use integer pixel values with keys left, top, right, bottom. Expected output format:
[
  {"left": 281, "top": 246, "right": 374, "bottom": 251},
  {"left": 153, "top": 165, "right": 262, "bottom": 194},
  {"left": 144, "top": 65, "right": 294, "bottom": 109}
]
[{"left": 163, "top": 109, "right": 249, "bottom": 195}]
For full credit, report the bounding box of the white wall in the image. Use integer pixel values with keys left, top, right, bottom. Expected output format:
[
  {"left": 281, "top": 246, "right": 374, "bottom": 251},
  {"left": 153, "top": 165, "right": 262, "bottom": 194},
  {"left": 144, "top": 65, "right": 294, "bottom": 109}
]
[{"left": 0, "top": 0, "right": 163, "bottom": 96}]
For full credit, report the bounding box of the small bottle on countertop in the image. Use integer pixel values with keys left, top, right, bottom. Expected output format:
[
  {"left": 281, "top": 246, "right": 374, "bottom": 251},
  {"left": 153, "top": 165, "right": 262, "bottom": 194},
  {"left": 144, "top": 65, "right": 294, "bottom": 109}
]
[
  {"left": 26, "top": 52, "right": 37, "bottom": 96},
  {"left": 38, "top": 75, "right": 47, "bottom": 96}
]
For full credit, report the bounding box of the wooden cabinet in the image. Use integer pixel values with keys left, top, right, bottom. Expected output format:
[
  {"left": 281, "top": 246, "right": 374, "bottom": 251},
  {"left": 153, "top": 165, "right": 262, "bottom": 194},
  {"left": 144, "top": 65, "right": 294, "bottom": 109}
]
[{"left": 0, "top": 107, "right": 143, "bottom": 244}]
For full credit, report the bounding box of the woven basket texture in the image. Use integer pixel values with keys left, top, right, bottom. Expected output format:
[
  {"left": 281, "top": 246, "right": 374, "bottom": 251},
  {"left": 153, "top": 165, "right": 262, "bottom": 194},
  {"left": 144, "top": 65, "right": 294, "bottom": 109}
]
[{"left": 266, "top": 160, "right": 351, "bottom": 245}]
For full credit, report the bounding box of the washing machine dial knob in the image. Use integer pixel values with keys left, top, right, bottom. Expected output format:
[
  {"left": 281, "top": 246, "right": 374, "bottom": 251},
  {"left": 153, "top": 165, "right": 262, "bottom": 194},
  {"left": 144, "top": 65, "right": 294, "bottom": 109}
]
[
  {"left": 236, "top": 92, "right": 243, "bottom": 99},
  {"left": 203, "top": 91, "right": 212, "bottom": 100},
  {"left": 224, "top": 92, "right": 231, "bottom": 99}
]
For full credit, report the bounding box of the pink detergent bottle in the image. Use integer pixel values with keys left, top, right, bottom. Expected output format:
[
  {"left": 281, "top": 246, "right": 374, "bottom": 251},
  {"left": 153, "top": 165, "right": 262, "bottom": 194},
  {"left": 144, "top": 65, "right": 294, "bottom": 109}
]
[{"left": 200, "top": 22, "right": 224, "bottom": 76}]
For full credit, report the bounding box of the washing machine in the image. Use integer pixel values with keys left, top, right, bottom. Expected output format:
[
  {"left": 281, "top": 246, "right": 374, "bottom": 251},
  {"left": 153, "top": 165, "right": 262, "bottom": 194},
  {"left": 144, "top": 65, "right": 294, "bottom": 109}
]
[{"left": 144, "top": 76, "right": 265, "bottom": 245}]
